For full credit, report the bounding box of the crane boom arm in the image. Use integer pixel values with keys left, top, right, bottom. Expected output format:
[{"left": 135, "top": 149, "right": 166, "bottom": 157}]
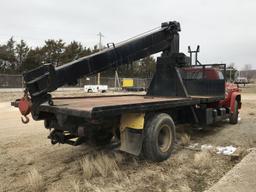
[{"left": 23, "top": 21, "right": 180, "bottom": 98}]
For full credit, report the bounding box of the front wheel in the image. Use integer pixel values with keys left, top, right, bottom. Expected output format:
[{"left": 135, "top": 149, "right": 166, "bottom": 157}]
[
  {"left": 142, "top": 113, "right": 176, "bottom": 162},
  {"left": 229, "top": 100, "right": 239, "bottom": 124}
]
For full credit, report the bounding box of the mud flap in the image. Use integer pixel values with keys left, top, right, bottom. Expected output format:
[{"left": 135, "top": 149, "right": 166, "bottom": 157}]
[
  {"left": 119, "top": 128, "right": 143, "bottom": 156},
  {"left": 119, "top": 113, "right": 145, "bottom": 156}
]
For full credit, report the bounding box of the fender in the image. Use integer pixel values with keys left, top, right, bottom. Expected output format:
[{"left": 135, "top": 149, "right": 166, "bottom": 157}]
[{"left": 230, "top": 92, "right": 241, "bottom": 113}]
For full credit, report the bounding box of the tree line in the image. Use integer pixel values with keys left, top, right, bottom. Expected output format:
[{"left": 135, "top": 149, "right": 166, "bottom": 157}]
[{"left": 0, "top": 38, "right": 156, "bottom": 78}]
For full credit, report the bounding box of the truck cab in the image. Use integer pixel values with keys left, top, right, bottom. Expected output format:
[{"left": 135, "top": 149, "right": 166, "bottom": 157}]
[{"left": 180, "top": 66, "right": 241, "bottom": 124}]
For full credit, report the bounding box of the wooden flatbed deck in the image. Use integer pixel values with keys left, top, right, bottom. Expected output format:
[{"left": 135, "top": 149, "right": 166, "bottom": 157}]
[{"left": 38, "top": 95, "right": 224, "bottom": 118}]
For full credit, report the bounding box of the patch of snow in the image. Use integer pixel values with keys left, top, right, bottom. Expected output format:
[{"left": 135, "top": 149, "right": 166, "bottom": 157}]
[
  {"left": 201, "top": 144, "right": 214, "bottom": 151},
  {"left": 216, "top": 145, "right": 237, "bottom": 155}
]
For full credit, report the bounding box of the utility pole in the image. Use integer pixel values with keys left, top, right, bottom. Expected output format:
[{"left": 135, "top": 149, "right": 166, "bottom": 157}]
[
  {"left": 97, "top": 32, "right": 104, "bottom": 85},
  {"left": 114, "top": 70, "right": 121, "bottom": 90}
]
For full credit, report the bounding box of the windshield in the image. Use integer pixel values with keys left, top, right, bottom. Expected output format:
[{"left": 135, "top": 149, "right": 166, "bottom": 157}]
[{"left": 217, "top": 71, "right": 224, "bottom": 80}]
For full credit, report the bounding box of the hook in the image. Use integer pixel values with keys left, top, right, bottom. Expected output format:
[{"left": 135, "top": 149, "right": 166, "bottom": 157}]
[{"left": 21, "top": 115, "right": 29, "bottom": 124}]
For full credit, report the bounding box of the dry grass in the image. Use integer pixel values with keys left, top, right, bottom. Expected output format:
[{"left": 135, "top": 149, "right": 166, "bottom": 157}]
[
  {"left": 80, "top": 152, "right": 121, "bottom": 179},
  {"left": 93, "top": 154, "right": 108, "bottom": 177},
  {"left": 50, "top": 185, "right": 63, "bottom": 192},
  {"left": 112, "top": 169, "right": 123, "bottom": 179},
  {"left": 175, "top": 151, "right": 189, "bottom": 164},
  {"left": 113, "top": 152, "right": 124, "bottom": 164},
  {"left": 24, "top": 156, "right": 34, "bottom": 165},
  {"left": 94, "top": 153, "right": 119, "bottom": 177},
  {"left": 27, "top": 168, "right": 44, "bottom": 192},
  {"left": 0, "top": 183, "right": 7, "bottom": 192},
  {"left": 248, "top": 136, "right": 256, "bottom": 147},
  {"left": 164, "top": 151, "right": 190, "bottom": 169},
  {"left": 180, "top": 134, "right": 191, "bottom": 146},
  {"left": 193, "top": 151, "right": 212, "bottom": 169},
  {"left": 84, "top": 179, "right": 103, "bottom": 192},
  {"left": 80, "top": 156, "right": 94, "bottom": 179},
  {"left": 71, "top": 180, "right": 80, "bottom": 192}
]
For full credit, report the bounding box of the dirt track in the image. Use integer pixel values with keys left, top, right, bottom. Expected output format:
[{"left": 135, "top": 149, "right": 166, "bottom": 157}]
[{"left": 0, "top": 85, "right": 256, "bottom": 192}]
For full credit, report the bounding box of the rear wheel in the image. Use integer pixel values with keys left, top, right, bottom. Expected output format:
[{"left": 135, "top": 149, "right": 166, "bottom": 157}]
[
  {"left": 143, "top": 113, "right": 176, "bottom": 162},
  {"left": 229, "top": 100, "right": 239, "bottom": 124}
]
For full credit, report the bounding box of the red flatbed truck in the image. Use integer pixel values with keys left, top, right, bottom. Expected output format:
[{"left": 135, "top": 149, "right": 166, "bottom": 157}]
[{"left": 12, "top": 21, "right": 241, "bottom": 162}]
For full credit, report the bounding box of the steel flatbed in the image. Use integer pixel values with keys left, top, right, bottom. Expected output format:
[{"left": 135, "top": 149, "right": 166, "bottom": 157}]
[{"left": 38, "top": 94, "right": 224, "bottom": 119}]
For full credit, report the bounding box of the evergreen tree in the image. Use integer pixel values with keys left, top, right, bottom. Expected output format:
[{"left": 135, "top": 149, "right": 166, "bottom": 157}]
[
  {"left": 0, "top": 37, "right": 16, "bottom": 72},
  {"left": 22, "top": 47, "right": 44, "bottom": 72},
  {"left": 15, "top": 40, "right": 29, "bottom": 72},
  {"left": 0, "top": 37, "right": 157, "bottom": 77},
  {"left": 140, "top": 56, "right": 156, "bottom": 78},
  {"left": 42, "top": 39, "right": 65, "bottom": 67}
]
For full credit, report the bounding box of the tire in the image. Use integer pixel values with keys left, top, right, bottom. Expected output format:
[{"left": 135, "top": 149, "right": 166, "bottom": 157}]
[
  {"left": 229, "top": 100, "right": 239, "bottom": 124},
  {"left": 142, "top": 113, "right": 176, "bottom": 162}
]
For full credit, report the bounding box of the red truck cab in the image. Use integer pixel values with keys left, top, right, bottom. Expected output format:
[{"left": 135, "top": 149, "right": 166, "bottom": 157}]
[{"left": 181, "top": 66, "right": 241, "bottom": 124}]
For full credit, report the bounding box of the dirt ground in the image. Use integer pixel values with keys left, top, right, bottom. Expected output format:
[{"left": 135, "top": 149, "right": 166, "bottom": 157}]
[
  {"left": 0, "top": 85, "right": 256, "bottom": 192},
  {"left": 206, "top": 149, "right": 256, "bottom": 192}
]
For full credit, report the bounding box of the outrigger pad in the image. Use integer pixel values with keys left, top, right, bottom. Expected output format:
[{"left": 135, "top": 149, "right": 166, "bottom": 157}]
[{"left": 119, "top": 128, "right": 143, "bottom": 156}]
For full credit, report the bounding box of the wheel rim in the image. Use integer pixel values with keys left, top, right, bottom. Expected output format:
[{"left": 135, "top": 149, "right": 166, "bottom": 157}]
[{"left": 158, "top": 124, "right": 172, "bottom": 153}]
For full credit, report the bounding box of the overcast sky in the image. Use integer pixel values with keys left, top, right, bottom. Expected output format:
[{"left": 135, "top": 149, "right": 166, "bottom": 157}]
[{"left": 0, "top": 0, "right": 255, "bottom": 69}]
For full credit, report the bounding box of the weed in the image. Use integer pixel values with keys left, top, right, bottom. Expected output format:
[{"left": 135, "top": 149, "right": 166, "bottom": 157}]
[
  {"left": 180, "top": 134, "right": 191, "bottom": 146},
  {"left": 193, "top": 151, "right": 212, "bottom": 169},
  {"left": 27, "top": 168, "right": 44, "bottom": 192}
]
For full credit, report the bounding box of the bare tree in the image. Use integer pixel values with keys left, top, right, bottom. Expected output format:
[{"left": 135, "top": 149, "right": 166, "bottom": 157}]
[
  {"left": 243, "top": 64, "right": 253, "bottom": 80},
  {"left": 243, "top": 64, "right": 252, "bottom": 70},
  {"left": 226, "top": 63, "right": 237, "bottom": 82}
]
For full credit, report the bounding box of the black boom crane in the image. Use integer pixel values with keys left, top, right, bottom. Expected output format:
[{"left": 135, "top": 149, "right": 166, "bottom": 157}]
[{"left": 23, "top": 21, "right": 183, "bottom": 101}]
